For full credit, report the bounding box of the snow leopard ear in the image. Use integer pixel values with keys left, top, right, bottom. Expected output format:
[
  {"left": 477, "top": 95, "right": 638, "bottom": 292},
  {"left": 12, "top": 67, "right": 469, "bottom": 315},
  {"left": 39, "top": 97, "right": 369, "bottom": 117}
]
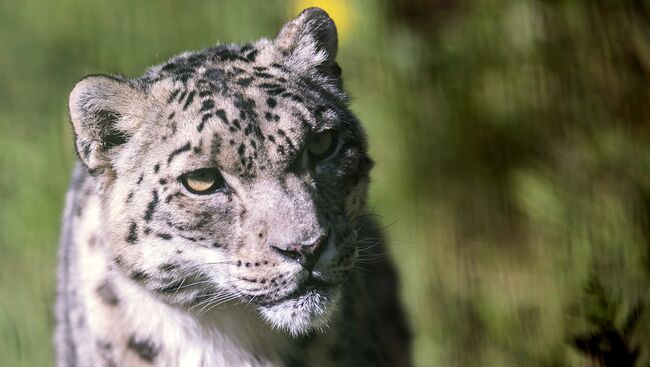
[
  {"left": 275, "top": 7, "right": 338, "bottom": 70},
  {"left": 69, "top": 74, "right": 145, "bottom": 174}
]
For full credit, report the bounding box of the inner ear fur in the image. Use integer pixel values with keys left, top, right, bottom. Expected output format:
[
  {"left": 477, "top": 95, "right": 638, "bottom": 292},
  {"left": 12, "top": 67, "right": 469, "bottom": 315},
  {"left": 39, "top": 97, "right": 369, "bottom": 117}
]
[
  {"left": 274, "top": 7, "right": 339, "bottom": 69},
  {"left": 68, "top": 74, "right": 145, "bottom": 172}
]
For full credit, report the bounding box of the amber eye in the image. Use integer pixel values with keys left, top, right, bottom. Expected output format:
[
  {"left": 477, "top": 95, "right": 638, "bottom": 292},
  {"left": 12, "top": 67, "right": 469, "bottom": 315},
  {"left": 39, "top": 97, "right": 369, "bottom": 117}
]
[
  {"left": 181, "top": 168, "right": 225, "bottom": 195},
  {"left": 306, "top": 130, "right": 337, "bottom": 162}
]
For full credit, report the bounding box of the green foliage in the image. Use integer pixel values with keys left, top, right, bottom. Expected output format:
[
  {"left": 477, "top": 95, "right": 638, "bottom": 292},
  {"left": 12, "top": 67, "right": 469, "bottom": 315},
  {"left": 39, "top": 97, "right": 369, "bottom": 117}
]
[
  {"left": 570, "top": 274, "right": 642, "bottom": 366},
  {"left": 0, "top": 0, "right": 649, "bottom": 366}
]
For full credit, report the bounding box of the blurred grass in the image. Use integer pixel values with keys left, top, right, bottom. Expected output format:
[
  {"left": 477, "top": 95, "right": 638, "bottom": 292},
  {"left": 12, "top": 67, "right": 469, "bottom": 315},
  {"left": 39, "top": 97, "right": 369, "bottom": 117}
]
[{"left": 1, "top": 0, "right": 650, "bottom": 366}]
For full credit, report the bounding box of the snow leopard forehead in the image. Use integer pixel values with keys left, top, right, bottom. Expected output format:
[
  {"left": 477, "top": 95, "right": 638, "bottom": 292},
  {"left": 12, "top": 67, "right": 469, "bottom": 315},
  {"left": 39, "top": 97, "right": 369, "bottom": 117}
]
[{"left": 126, "top": 40, "right": 364, "bottom": 180}]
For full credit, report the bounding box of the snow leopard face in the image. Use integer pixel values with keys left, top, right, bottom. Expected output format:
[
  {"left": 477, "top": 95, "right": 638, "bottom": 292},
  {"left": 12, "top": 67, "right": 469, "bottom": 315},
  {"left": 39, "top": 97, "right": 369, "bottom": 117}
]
[{"left": 68, "top": 8, "right": 373, "bottom": 335}]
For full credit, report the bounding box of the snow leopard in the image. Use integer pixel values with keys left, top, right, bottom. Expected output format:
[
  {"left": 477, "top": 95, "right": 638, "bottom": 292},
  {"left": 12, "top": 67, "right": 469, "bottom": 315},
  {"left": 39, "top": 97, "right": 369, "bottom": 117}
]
[{"left": 55, "top": 7, "right": 410, "bottom": 366}]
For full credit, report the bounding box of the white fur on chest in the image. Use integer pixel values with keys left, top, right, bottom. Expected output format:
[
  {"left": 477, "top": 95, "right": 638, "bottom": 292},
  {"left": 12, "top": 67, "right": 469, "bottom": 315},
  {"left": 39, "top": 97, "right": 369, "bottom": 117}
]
[{"left": 116, "top": 280, "right": 290, "bottom": 366}]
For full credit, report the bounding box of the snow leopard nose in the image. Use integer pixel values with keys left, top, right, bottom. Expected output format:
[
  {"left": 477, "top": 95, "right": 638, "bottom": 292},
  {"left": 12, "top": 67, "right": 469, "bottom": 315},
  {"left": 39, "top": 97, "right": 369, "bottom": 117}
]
[{"left": 270, "top": 231, "right": 329, "bottom": 271}]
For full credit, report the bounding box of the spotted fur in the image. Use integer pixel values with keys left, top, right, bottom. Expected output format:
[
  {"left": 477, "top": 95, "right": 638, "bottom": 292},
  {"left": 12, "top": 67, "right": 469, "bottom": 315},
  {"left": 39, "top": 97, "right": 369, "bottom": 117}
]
[{"left": 56, "top": 8, "right": 410, "bottom": 366}]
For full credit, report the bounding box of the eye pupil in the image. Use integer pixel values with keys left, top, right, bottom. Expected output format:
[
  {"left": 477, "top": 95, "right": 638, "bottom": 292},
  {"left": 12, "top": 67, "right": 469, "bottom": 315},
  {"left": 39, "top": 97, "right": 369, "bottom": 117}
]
[{"left": 181, "top": 168, "right": 224, "bottom": 194}]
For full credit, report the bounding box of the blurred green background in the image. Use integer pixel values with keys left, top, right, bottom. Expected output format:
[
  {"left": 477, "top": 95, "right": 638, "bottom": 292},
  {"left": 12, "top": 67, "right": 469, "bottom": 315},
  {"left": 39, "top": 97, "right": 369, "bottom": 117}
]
[{"left": 1, "top": 0, "right": 650, "bottom": 366}]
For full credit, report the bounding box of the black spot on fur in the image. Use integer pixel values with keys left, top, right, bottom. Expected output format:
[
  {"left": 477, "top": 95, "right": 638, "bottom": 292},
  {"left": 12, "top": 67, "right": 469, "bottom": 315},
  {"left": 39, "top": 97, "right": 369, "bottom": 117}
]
[
  {"left": 200, "top": 99, "right": 215, "bottom": 112},
  {"left": 213, "top": 47, "right": 240, "bottom": 61},
  {"left": 182, "top": 90, "right": 196, "bottom": 110},
  {"left": 268, "top": 87, "right": 286, "bottom": 96},
  {"left": 245, "top": 49, "right": 258, "bottom": 62},
  {"left": 156, "top": 233, "right": 173, "bottom": 240},
  {"left": 259, "top": 82, "right": 281, "bottom": 90},
  {"left": 231, "top": 66, "right": 246, "bottom": 75},
  {"left": 154, "top": 164, "right": 160, "bottom": 173},
  {"left": 167, "top": 142, "right": 191, "bottom": 164},
  {"left": 126, "top": 222, "right": 138, "bottom": 244},
  {"left": 96, "top": 281, "right": 119, "bottom": 306},
  {"left": 186, "top": 53, "right": 205, "bottom": 66},
  {"left": 254, "top": 71, "right": 273, "bottom": 78},
  {"left": 198, "top": 113, "right": 212, "bottom": 132},
  {"left": 127, "top": 335, "right": 159, "bottom": 363},
  {"left": 280, "top": 133, "right": 295, "bottom": 151},
  {"left": 180, "top": 235, "right": 198, "bottom": 242},
  {"left": 162, "top": 62, "right": 178, "bottom": 72},
  {"left": 165, "top": 192, "right": 181, "bottom": 204},
  {"left": 144, "top": 190, "right": 159, "bottom": 222},
  {"left": 167, "top": 89, "right": 180, "bottom": 104},
  {"left": 137, "top": 174, "right": 144, "bottom": 185},
  {"left": 130, "top": 271, "right": 148, "bottom": 281},
  {"left": 266, "top": 97, "right": 277, "bottom": 108},
  {"left": 236, "top": 77, "right": 254, "bottom": 87},
  {"left": 234, "top": 96, "right": 256, "bottom": 122},
  {"left": 214, "top": 109, "right": 228, "bottom": 125},
  {"left": 314, "top": 105, "right": 327, "bottom": 119},
  {"left": 232, "top": 119, "right": 241, "bottom": 130},
  {"left": 177, "top": 91, "right": 187, "bottom": 103}
]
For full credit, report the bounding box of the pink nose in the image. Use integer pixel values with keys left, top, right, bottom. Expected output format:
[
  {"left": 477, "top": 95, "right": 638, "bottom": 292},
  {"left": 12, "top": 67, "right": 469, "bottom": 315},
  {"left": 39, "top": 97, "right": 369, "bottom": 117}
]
[{"left": 270, "top": 232, "right": 329, "bottom": 271}]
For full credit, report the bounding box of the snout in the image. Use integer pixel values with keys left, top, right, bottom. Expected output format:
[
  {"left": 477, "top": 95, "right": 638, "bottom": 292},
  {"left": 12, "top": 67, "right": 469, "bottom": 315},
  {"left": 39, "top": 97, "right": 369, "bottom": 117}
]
[{"left": 269, "top": 229, "right": 329, "bottom": 271}]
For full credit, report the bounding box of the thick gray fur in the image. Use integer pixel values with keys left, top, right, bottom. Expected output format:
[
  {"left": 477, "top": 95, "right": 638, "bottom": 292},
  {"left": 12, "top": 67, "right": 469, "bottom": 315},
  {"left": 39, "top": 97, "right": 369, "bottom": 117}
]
[{"left": 56, "top": 8, "right": 410, "bottom": 366}]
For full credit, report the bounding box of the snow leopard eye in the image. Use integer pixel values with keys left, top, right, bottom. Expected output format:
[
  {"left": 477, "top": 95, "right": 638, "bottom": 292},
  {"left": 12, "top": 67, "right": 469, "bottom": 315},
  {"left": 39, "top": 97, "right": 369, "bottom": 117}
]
[
  {"left": 181, "top": 168, "right": 225, "bottom": 195},
  {"left": 307, "top": 130, "right": 337, "bottom": 162}
]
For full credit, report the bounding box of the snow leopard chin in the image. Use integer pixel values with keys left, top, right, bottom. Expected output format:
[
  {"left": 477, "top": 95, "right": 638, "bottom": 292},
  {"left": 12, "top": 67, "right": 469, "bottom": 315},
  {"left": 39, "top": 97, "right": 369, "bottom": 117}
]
[{"left": 258, "top": 288, "right": 341, "bottom": 336}]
